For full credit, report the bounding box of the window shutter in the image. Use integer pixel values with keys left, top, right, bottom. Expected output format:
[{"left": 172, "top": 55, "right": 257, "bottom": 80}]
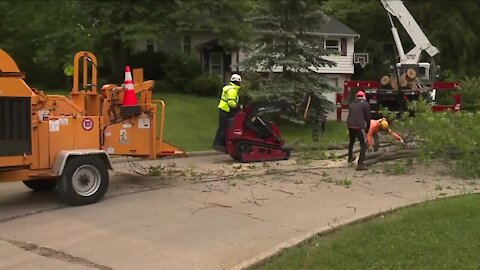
[{"left": 341, "top": 38, "right": 347, "bottom": 56}]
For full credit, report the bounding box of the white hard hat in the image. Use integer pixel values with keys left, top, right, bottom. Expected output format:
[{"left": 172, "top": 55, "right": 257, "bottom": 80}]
[{"left": 230, "top": 74, "right": 242, "bottom": 82}]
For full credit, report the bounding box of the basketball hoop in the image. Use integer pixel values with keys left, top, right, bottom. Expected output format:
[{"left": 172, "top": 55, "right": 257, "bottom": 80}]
[{"left": 354, "top": 53, "right": 369, "bottom": 68}]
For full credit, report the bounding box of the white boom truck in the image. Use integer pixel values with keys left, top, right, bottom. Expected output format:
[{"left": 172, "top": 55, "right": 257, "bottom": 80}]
[{"left": 342, "top": 0, "right": 460, "bottom": 117}]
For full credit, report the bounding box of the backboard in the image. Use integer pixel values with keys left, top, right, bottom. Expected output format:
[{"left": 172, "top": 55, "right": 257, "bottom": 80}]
[{"left": 353, "top": 53, "right": 369, "bottom": 68}]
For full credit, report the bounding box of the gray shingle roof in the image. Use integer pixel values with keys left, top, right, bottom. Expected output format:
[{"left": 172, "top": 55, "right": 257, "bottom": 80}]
[{"left": 316, "top": 16, "right": 358, "bottom": 36}]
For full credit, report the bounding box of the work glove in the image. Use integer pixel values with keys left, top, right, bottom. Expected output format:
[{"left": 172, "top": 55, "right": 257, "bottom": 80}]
[{"left": 400, "top": 138, "right": 405, "bottom": 145}]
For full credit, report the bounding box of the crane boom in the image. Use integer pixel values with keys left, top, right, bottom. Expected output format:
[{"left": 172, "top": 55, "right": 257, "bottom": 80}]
[{"left": 380, "top": 0, "right": 439, "bottom": 64}]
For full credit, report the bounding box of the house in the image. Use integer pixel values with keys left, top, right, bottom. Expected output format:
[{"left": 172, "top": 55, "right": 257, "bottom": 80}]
[{"left": 133, "top": 16, "right": 359, "bottom": 103}]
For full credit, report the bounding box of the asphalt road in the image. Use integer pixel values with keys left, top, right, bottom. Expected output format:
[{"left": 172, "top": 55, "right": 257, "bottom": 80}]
[{"left": 0, "top": 154, "right": 476, "bottom": 270}]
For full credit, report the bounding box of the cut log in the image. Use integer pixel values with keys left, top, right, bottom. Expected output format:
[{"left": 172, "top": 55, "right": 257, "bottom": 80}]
[
  {"left": 364, "top": 149, "right": 418, "bottom": 166},
  {"left": 406, "top": 68, "right": 417, "bottom": 80},
  {"left": 390, "top": 77, "right": 399, "bottom": 90},
  {"left": 399, "top": 73, "right": 408, "bottom": 87},
  {"left": 381, "top": 76, "right": 390, "bottom": 86}
]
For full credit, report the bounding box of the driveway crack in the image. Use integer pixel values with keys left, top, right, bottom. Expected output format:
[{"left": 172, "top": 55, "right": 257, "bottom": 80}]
[{"left": 2, "top": 238, "right": 112, "bottom": 270}]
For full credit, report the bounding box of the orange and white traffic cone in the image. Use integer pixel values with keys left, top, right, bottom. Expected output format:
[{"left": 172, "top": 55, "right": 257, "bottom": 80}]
[{"left": 120, "top": 66, "right": 141, "bottom": 117}]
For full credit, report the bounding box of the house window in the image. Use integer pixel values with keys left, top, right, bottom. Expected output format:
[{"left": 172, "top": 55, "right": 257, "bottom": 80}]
[
  {"left": 209, "top": 52, "right": 223, "bottom": 80},
  {"left": 329, "top": 77, "right": 339, "bottom": 87},
  {"left": 145, "top": 39, "right": 155, "bottom": 53},
  {"left": 324, "top": 39, "right": 340, "bottom": 52},
  {"left": 182, "top": 35, "right": 191, "bottom": 53}
]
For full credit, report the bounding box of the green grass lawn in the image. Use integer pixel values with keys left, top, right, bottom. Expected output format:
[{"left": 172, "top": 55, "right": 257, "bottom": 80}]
[
  {"left": 156, "top": 93, "right": 347, "bottom": 151},
  {"left": 42, "top": 89, "right": 347, "bottom": 151},
  {"left": 254, "top": 194, "right": 480, "bottom": 270},
  {"left": 157, "top": 93, "right": 218, "bottom": 151}
]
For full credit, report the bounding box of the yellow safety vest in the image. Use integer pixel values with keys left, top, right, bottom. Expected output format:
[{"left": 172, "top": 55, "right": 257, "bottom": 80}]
[
  {"left": 64, "top": 65, "right": 74, "bottom": 76},
  {"left": 218, "top": 82, "right": 240, "bottom": 112}
]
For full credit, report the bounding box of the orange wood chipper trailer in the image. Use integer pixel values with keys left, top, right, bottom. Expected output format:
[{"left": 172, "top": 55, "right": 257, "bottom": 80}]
[{"left": 0, "top": 50, "right": 184, "bottom": 206}]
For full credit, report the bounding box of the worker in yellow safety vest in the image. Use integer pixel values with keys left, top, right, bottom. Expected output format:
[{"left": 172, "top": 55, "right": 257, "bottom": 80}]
[
  {"left": 64, "top": 64, "right": 74, "bottom": 89},
  {"left": 213, "top": 74, "right": 242, "bottom": 152}
]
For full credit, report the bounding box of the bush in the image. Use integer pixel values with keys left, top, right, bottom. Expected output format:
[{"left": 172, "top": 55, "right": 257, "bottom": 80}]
[
  {"left": 458, "top": 77, "right": 480, "bottom": 112},
  {"left": 128, "top": 51, "right": 167, "bottom": 81},
  {"left": 160, "top": 52, "right": 202, "bottom": 93},
  {"left": 186, "top": 74, "right": 223, "bottom": 97},
  {"left": 399, "top": 99, "right": 480, "bottom": 179}
]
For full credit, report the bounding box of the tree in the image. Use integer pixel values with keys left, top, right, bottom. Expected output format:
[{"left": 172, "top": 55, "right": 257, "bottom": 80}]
[
  {"left": 241, "top": 0, "right": 337, "bottom": 123},
  {"left": 0, "top": 1, "right": 90, "bottom": 88},
  {"left": 0, "top": 0, "right": 254, "bottom": 86},
  {"left": 173, "top": 0, "right": 254, "bottom": 49}
]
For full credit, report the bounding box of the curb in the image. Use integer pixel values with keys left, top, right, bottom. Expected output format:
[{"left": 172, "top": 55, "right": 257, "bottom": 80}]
[
  {"left": 109, "top": 150, "right": 222, "bottom": 165},
  {"left": 108, "top": 148, "right": 342, "bottom": 165},
  {"left": 229, "top": 192, "right": 479, "bottom": 270}
]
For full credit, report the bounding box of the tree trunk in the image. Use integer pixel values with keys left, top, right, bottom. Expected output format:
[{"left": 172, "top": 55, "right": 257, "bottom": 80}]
[{"left": 110, "top": 38, "right": 129, "bottom": 83}]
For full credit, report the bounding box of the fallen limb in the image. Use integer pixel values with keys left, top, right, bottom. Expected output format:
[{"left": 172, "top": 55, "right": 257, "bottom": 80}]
[
  {"left": 335, "top": 142, "right": 398, "bottom": 159},
  {"left": 272, "top": 189, "right": 294, "bottom": 195},
  {"left": 364, "top": 149, "right": 418, "bottom": 166},
  {"left": 192, "top": 194, "right": 233, "bottom": 215}
]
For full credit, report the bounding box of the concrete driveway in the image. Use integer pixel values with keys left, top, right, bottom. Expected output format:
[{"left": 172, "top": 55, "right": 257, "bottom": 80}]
[{"left": 0, "top": 154, "right": 477, "bottom": 270}]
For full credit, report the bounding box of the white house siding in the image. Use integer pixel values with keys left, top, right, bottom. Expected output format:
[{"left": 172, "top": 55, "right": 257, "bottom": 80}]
[
  {"left": 232, "top": 36, "right": 356, "bottom": 104},
  {"left": 324, "top": 74, "right": 350, "bottom": 104},
  {"left": 233, "top": 36, "right": 355, "bottom": 74},
  {"left": 316, "top": 36, "right": 355, "bottom": 74}
]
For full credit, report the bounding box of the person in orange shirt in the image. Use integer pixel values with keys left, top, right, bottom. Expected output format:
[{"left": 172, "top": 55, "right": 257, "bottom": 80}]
[{"left": 367, "top": 118, "right": 405, "bottom": 152}]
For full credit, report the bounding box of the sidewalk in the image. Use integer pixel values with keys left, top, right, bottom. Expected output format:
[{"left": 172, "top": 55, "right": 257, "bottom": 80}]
[{"left": 0, "top": 154, "right": 477, "bottom": 270}]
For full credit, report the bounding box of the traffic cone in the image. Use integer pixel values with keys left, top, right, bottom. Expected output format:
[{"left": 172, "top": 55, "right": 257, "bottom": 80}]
[{"left": 120, "top": 66, "right": 141, "bottom": 117}]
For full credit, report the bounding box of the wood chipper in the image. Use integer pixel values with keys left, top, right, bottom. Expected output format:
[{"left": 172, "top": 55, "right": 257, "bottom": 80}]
[{"left": 0, "top": 50, "right": 184, "bottom": 206}]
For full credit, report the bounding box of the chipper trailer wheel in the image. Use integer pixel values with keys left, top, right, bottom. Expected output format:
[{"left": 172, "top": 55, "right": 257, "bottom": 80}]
[
  {"left": 23, "top": 180, "right": 57, "bottom": 191},
  {"left": 57, "top": 155, "right": 109, "bottom": 206}
]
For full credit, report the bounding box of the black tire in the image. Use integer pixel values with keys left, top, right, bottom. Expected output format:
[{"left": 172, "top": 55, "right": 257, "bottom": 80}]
[
  {"left": 57, "top": 155, "right": 109, "bottom": 206},
  {"left": 236, "top": 142, "right": 252, "bottom": 163},
  {"left": 23, "top": 179, "right": 57, "bottom": 191}
]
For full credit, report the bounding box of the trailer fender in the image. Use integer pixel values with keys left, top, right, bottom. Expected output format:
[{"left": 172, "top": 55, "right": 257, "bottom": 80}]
[{"left": 52, "top": 150, "right": 113, "bottom": 176}]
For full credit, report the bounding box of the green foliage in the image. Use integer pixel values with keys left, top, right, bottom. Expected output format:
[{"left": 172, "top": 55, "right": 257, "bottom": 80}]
[
  {"left": 255, "top": 194, "right": 480, "bottom": 270},
  {"left": 0, "top": 0, "right": 254, "bottom": 85},
  {"left": 241, "top": 0, "right": 337, "bottom": 122},
  {"left": 160, "top": 53, "right": 202, "bottom": 93},
  {"left": 400, "top": 99, "right": 480, "bottom": 179},
  {"left": 335, "top": 177, "right": 352, "bottom": 188},
  {"left": 175, "top": 0, "right": 255, "bottom": 48},
  {"left": 383, "top": 162, "right": 410, "bottom": 175},
  {"left": 457, "top": 77, "right": 480, "bottom": 112},
  {"left": 128, "top": 51, "right": 167, "bottom": 81},
  {"left": 186, "top": 74, "right": 223, "bottom": 97}
]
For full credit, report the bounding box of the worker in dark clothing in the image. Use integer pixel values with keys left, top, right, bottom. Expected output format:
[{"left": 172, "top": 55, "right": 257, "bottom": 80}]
[
  {"left": 346, "top": 90, "right": 371, "bottom": 170},
  {"left": 213, "top": 74, "right": 242, "bottom": 152}
]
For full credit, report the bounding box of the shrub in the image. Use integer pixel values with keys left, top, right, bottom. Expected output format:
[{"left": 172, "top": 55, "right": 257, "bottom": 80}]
[
  {"left": 186, "top": 74, "right": 223, "bottom": 97},
  {"left": 160, "top": 52, "right": 202, "bottom": 93},
  {"left": 128, "top": 51, "right": 167, "bottom": 81},
  {"left": 399, "top": 99, "right": 480, "bottom": 179},
  {"left": 458, "top": 77, "right": 480, "bottom": 112}
]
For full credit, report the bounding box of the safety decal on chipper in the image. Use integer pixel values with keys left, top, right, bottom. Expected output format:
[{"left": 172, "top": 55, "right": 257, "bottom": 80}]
[
  {"left": 138, "top": 114, "right": 151, "bottom": 129},
  {"left": 49, "top": 119, "right": 60, "bottom": 132},
  {"left": 122, "top": 120, "right": 132, "bottom": 129},
  {"left": 59, "top": 117, "right": 68, "bottom": 126},
  {"left": 119, "top": 129, "right": 129, "bottom": 144},
  {"left": 82, "top": 118, "right": 94, "bottom": 131},
  {"left": 38, "top": 110, "right": 49, "bottom": 120}
]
